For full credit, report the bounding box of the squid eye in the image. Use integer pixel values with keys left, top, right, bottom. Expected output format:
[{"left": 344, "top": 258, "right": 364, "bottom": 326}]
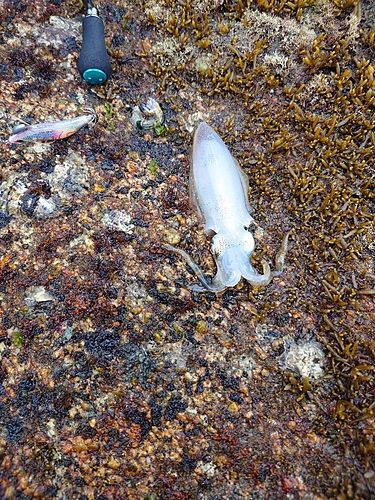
[{"left": 242, "top": 231, "right": 255, "bottom": 254}]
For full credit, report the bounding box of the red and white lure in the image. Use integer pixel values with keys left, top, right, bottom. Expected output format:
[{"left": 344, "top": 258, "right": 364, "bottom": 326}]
[{"left": 7, "top": 108, "right": 97, "bottom": 144}]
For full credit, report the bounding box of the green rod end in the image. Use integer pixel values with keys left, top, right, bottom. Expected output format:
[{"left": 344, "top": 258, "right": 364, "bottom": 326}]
[{"left": 82, "top": 68, "right": 107, "bottom": 85}]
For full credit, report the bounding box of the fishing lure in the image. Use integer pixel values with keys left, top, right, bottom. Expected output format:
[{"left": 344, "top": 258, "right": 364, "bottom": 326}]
[
  {"left": 7, "top": 108, "right": 97, "bottom": 144},
  {"left": 166, "top": 121, "right": 289, "bottom": 293}
]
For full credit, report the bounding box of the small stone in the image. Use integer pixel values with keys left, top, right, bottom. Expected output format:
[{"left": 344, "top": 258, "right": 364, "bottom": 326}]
[
  {"left": 282, "top": 341, "right": 325, "bottom": 380},
  {"left": 0, "top": 211, "right": 11, "bottom": 229},
  {"left": 35, "top": 196, "right": 56, "bottom": 218},
  {"left": 196, "top": 320, "right": 208, "bottom": 333},
  {"left": 128, "top": 461, "right": 138, "bottom": 472},
  {"left": 228, "top": 401, "right": 239, "bottom": 414},
  {"left": 336, "top": 494, "right": 347, "bottom": 500},
  {"left": 5, "top": 486, "right": 15, "bottom": 499},
  {"left": 172, "top": 322, "right": 184, "bottom": 334},
  {"left": 163, "top": 228, "right": 180, "bottom": 245},
  {"left": 153, "top": 332, "right": 162, "bottom": 342},
  {"left": 24, "top": 286, "right": 53, "bottom": 306},
  {"left": 102, "top": 210, "right": 134, "bottom": 233},
  {"left": 289, "top": 421, "right": 297, "bottom": 431},
  {"left": 107, "top": 457, "right": 120, "bottom": 470}
]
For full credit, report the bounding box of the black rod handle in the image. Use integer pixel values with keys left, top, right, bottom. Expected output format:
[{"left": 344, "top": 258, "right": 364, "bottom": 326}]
[{"left": 77, "top": 15, "right": 112, "bottom": 84}]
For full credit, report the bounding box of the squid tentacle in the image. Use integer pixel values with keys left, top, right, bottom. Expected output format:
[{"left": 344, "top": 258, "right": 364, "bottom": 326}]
[
  {"left": 164, "top": 245, "right": 226, "bottom": 292},
  {"left": 164, "top": 244, "right": 272, "bottom": 292},
  {"left": 242, "top": 260, "right": 271, "bottom": 287},
  {"left": 272, "top": 232, "right": 290, "bottom": 276}
]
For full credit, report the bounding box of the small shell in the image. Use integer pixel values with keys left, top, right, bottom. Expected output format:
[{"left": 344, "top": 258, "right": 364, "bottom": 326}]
[{"left": 130, "top": 97, "right": 164, "bottom": 131}]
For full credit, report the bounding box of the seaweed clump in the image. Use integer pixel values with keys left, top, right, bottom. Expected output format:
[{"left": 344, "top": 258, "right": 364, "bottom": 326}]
[{"left": 141, "top": 0, "right": 375, "bottom": 475}]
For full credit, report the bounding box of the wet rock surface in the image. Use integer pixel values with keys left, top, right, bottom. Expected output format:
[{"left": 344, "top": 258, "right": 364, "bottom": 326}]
[{"left": 0, "top": 0, "right": 375, "bottom": 499}]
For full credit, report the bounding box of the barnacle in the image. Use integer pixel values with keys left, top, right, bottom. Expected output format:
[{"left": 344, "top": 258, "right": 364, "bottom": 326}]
[{"left": 130, "top": 97, "right": 164, "bottom": 131}]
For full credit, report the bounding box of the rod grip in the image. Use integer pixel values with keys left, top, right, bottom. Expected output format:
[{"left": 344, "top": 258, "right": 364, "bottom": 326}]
[{"left": 77, "top": 15, "right": 112, "bottom": 84}]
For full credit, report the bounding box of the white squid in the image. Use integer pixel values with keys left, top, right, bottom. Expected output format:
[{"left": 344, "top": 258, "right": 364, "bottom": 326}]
[{"left": 166, "top": 121, "right": 289, "bottom": 292}]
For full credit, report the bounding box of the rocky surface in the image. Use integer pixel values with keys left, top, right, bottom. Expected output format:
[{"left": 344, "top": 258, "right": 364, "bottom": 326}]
[{"left": 0, "top": 0, "right": 374, "bottom": 499}]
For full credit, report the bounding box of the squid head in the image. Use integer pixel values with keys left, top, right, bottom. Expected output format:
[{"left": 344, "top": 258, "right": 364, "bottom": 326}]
[{"left": 204, "top": 230, "right": 271, "bottom": 292}]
